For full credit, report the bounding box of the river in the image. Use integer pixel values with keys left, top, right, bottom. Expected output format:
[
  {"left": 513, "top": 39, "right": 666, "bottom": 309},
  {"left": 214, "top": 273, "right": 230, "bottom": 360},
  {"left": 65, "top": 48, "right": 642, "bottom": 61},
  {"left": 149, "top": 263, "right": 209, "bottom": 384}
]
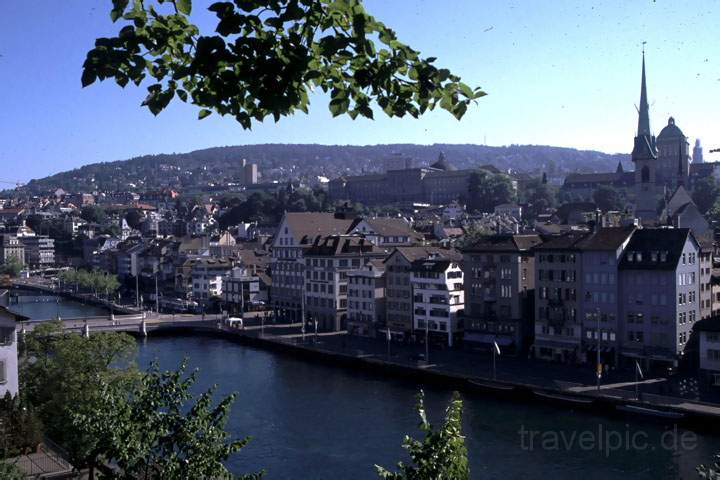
[
  {"left": 5, "top": 291, "right": 109, "bottom": 319},
  {"left": 12, "top": 293, "right": 720, "bottom": 479},
  {"left": 137, "top": 335, "right": 720, "bottom": 480}
]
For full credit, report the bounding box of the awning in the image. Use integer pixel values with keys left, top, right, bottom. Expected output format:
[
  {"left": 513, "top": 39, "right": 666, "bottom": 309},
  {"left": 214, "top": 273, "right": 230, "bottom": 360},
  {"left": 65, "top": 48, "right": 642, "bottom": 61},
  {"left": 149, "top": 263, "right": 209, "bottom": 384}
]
[{"left": 463, "top": 333, "right": 513, "bottom": 346}]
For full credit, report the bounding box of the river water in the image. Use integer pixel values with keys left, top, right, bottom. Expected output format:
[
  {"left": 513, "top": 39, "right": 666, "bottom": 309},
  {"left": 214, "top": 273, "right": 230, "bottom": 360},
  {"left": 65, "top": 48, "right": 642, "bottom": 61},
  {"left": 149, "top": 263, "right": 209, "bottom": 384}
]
[
  {"left": 5, "top": 292, "right": 109, "bottom": 319},
  {"left": 13, "top": 294, "right": 720, "bottom": 479},
  {"left": 137, "top": 335, "right": 720, "bottom": 480}
]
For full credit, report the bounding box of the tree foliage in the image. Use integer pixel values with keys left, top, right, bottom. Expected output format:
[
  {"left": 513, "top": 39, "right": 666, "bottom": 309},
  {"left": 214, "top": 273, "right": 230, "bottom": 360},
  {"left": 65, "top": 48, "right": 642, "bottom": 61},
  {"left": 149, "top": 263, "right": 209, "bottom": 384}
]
[
  {"left": 0, "top": 461, "right": 25, "bottom": 480},
  {"left": 592, "top": 185, "right": 622, "bottom": 212},
  {"left": 692, "top": 177, "right": 720, "bottom": 215},
  {"left": 82, "top": 0, "right": 485, "bottom": 128},
  {"left": 467, "top": 170, "right": 515, "bottom": 213},
  {"left": 523, "top": 177, "right": 557, "bottom": 220},
  {"left": 73, "top": 361, "right": 262, "bottom": 480},
  {"left": 376, "top": 391, "right": 469, "bottom": 480},
  {"left": 0, "top": 255, "right": 23, "bottom": 277},
  {"left": 80, "top": 205, "right": 109, "bottom": 224},
  {"left": 59, "top": 269, "right": 121, "bottom": 297},
  {"left": 20, "top": 321, "right": 138, "bottom": 466},
  {"left": 0, "top": 393, "right": 44, "bottom": 459}
]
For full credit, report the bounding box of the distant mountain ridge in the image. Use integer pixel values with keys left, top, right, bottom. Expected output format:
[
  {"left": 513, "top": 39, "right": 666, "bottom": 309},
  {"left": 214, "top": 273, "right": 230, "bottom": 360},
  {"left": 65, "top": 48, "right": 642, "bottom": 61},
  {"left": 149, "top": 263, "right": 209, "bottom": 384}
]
[{"left": 16, "top": 143, "right": 630, "bottom": 195}]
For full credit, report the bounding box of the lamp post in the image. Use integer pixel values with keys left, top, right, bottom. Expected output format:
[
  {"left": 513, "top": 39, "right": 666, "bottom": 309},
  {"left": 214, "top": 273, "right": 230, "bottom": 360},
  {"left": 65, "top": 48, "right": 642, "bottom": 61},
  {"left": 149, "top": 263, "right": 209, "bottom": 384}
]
[
  {"left": 425, "top": 319, "right": 430, "bottom": 365},
  {"left": 596, "top": 307, "right": 601, "bottom": 393}
]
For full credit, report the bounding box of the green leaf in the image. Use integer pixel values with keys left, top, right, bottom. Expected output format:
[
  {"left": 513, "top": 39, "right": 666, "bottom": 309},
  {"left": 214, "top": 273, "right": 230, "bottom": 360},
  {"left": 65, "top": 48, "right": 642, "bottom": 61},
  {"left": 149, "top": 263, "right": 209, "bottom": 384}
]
[
  {"left": 175, "top": 0, "right": 192, "bottom": 15},
  {"left": 198, "top": 108, "right": 212, "bottom": 119},
  {"left": 81, "top": 68, "right": 97, "bottom": 87}
]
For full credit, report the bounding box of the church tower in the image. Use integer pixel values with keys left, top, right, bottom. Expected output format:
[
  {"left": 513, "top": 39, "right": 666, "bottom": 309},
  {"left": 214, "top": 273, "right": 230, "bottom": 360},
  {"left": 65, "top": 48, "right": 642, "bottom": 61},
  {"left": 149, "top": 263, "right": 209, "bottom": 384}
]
[
  {"left": 632, "top": 52, "right": 660, "bottom": 223},
  {"left": 693, "top": 139, "right": 704, "bottom": 163}
]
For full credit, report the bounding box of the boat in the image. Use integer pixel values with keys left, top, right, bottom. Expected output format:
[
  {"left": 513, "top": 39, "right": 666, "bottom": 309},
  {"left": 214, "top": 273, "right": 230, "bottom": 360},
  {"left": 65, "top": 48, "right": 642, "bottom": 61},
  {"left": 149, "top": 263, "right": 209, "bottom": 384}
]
[
  {"left": 616, "top": 404, "right": 685, "bottom": 419},
  {"left": 468, "top": 379, "right": 516, "bottom": 392},
  {"left": 533, "top": 390, "right": 595, "bottom": 405}
]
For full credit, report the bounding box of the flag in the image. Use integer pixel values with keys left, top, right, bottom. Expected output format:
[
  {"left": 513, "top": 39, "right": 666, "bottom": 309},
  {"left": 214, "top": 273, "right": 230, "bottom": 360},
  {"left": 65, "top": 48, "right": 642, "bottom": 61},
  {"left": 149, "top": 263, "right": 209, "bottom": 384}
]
[
  {"left": 493, "top": 341, "right": 501, "bottom": 356},
  {"left": 386, "top": 329, "right": 391, "bottom": 341},
  {"left": 635, "top": 360, "right": 644, "bottom": 379}
]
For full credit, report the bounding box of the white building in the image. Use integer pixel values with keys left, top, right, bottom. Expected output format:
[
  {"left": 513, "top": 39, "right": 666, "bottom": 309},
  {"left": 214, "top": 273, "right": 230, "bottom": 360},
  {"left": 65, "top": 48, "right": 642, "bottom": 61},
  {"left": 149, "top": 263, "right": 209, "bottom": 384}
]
[
  {"left": 222, "top": 266, "right": 261, "bottom": 314},
  {"left": 410, "top": 255, "right": 465, "bottom": 347},
  {"left": 347, "top": 260, "right": 386, "bottom": 337},
  {"left": 191, "top": 258, "right": 234, "bottom": 301},
  {"left": 0, "top": 307, "right": 21, "bottom": 398}
]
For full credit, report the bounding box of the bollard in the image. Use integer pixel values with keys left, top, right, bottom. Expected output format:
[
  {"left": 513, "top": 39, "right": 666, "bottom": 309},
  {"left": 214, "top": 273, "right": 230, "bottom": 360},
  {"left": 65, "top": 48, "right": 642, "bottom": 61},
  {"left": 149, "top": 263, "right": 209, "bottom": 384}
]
[
  {"left": 83, "top": 323, "right": 90, "bottom": 338},
  {"left": 140, "top": 319, "right": 147, "bottom": 337}
]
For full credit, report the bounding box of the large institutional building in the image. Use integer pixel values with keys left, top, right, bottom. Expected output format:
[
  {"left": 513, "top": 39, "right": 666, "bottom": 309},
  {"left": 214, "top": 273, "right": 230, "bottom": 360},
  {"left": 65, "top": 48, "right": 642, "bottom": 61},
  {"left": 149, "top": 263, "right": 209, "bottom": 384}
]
[
  {"left": 328, "top": 154, "right": 511, "bottom": 206},
  {"left": 563, "top": 54, "right": 712, "bottom": 222}
]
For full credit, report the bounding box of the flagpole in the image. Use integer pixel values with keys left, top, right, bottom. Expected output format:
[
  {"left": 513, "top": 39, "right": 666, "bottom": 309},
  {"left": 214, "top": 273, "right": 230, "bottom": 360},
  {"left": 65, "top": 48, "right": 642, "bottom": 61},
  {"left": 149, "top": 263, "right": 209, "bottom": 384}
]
[{"left": 492, "top": 345, "right": 496, "bottom": 380}]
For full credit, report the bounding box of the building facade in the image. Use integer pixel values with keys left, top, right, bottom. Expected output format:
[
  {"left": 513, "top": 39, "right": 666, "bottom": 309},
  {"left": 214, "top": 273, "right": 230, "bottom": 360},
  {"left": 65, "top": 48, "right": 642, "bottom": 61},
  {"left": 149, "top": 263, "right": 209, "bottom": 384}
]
[
  {"left": 346, "top": 260, "right": 386, "bottom": 337},
  {"left": 462, "top": 234, "right": 542, "bottom": 354},
  {"left": 411, "top": 256, "right": 465, "bottom": 347}
]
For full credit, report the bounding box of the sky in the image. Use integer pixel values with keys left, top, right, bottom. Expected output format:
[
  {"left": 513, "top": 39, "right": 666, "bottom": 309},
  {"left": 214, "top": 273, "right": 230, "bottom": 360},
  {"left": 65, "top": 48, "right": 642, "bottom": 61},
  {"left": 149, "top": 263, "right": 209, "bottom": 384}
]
[{"left": 1, "top": 0, "right": 719, "bottom": 183}]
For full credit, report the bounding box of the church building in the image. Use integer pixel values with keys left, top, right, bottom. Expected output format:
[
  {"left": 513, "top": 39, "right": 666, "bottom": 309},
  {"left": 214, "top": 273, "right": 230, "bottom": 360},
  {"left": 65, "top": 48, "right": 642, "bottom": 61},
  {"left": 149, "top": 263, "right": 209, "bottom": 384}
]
[{"left": 562, "top": 53, "right": 709, "bottom": 223}]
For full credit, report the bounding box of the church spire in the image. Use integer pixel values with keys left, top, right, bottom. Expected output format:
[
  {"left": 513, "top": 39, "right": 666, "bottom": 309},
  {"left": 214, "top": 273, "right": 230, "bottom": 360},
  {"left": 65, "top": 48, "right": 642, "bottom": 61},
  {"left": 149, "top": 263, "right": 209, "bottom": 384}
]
[{"left": 637, "top": 50, "right": 651, "bottom": 137}]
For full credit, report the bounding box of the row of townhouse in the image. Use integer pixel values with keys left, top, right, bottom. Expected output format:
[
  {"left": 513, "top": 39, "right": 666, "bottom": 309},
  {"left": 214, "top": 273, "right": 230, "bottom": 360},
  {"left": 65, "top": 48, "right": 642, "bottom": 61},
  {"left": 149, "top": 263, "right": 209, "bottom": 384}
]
[
  {"left": 269, "top": 212, "right": 420, "bottom": 322},
  {"left": 460, "top": 226, "right": 713, "bottom": 372},
  {"left": 269, "top": 213, "right": 466, "bottom": 345}
]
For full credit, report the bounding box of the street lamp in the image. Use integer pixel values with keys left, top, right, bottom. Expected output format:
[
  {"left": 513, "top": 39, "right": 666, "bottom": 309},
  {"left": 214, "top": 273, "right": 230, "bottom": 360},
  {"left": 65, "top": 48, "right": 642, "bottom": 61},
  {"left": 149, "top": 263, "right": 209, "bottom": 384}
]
[{"left": 596, "top": 307, "right": 602, "bottom": 393}]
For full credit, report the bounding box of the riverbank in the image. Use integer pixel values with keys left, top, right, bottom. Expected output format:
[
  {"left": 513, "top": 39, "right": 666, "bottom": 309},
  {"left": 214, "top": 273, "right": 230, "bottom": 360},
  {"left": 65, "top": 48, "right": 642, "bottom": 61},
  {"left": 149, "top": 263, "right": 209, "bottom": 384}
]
[
  {"left": 9, "top": 281, "right": 139, "bottom": 316},
  {"left": 140, "top": 323, "right": 720, "bottom": 431}
]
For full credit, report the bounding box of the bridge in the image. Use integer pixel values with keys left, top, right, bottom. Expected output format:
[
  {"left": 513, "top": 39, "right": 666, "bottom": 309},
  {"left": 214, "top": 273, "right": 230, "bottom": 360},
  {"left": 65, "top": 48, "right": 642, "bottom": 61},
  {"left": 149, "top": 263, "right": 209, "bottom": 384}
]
[{"left": 16, "top": 313, "right": 223, "bottom": 337}]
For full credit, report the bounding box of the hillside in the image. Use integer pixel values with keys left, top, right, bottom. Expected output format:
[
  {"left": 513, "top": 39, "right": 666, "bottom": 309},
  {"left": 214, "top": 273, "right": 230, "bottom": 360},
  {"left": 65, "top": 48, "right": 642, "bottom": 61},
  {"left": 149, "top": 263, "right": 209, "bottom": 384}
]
[{"left": 15, "top": 144, "right": 629, "bottom": 195}]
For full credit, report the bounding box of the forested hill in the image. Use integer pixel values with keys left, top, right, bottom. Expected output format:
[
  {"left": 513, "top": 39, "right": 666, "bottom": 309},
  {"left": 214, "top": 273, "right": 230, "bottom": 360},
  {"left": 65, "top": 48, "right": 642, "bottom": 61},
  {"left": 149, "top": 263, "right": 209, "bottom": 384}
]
[{"left": 17, "top": 143, "right": 629, "bottom": 195}]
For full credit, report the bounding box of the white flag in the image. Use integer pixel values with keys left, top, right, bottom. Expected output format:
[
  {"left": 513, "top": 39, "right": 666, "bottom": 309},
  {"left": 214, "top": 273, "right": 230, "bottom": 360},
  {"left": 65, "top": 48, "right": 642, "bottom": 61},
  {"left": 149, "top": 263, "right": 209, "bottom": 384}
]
[
  {"left": 493, "top": 341, "right": 501, "bottom": 356},
  {"left": 635, "top": 360, "right": 644, "bottom": 379}
]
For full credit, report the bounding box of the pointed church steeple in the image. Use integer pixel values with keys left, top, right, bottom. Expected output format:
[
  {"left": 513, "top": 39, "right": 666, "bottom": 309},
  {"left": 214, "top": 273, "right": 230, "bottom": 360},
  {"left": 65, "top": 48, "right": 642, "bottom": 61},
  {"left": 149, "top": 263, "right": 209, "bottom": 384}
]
[
  {"left": 637, "top": 51, "right": 651, "bottom": 137},
  {"left": 616, "top": 161, "right": 624, "bottom": 174},
  {"left": 631, "top": 50, "right": 657, "bottom": 162}
]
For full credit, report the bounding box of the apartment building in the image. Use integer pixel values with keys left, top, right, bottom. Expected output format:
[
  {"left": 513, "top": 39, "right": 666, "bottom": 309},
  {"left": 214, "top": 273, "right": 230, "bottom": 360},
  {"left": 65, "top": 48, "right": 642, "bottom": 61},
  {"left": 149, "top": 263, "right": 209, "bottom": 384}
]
[
  {"left": 0, "top": 234, "right": 25, "bottom": 266},
  {"left": 384, "top": 247, "right": 462, "bottom": 341},
  {"left": 346, "top": 259, "right": 386, "bottom": 337},
  {"left": 576, "top": 226, "right": 636, "bottom": 368},
  {"left": 222, "top": 266, "right": 261, "bottom": 315},
  {"left": 270, "top": 212, "right": 353, "bottom": 322},
  {"left": 533, "top": 231, "right": 586, "bottom": 363},
  {"left": 303, "top": 235, "right": 386, "bottom": 332},
  {"left": 411, "top": 255, "right": 465, "bottom": 347},
  {"left": 462, "top": 234, "right": 542, "bottom": 354},
  {"left": 191, "top": 258, "right": 234, "bottom": 301},
  {"left": 618, "top": 228, "right": 701, "bottom": 371},
  {"left": 0, "top": 307, "right": 21, "bottom": 397}
]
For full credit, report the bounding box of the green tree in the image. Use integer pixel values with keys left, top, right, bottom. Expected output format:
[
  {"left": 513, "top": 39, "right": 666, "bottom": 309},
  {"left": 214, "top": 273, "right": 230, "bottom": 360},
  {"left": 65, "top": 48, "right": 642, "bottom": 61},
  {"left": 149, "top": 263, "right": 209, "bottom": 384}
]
[
  {"left": 20, "top": 321, "right": 138, "bottom": 466},
  {"left": 522, "top": 177, "right": 556, "bottom": 220},
  {"left": 467, "top": 171, "right": 515, "bottom": 213},
  {"left": 692, "top": 177, "right": 720, "bottom": 214},
  {"left": 0, "top": 255, "right": 23, "bottom": 277},
  {"left": 698, "top": 453, "right": 720, "bottom": 478},
  {"left": 82, "top": 0, "right": 484, "bottom": 128},
  {"left": 80, "top": 205, "right": 108, "bottom": 224},
  {"left": 0, "top": 393, "right": 44, "bottom": 458},
  {"left": 376, "top": 391, "right": 469, "bottom": 480},
  {"left": 73, "top": 361, "right": 262, "bottom": 480},
  {"left": 0, "top": 462, "right": 25, "bottom": 480},
  {"left": 592, "top": 185, "right": 622, "bottom": 212}
]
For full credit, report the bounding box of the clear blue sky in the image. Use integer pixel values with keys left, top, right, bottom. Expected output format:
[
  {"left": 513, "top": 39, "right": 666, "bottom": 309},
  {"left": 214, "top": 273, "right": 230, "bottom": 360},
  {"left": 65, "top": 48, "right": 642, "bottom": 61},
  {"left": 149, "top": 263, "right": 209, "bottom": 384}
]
[{"left": 1, "top": 0, "right": 718, "bottom": 182}]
